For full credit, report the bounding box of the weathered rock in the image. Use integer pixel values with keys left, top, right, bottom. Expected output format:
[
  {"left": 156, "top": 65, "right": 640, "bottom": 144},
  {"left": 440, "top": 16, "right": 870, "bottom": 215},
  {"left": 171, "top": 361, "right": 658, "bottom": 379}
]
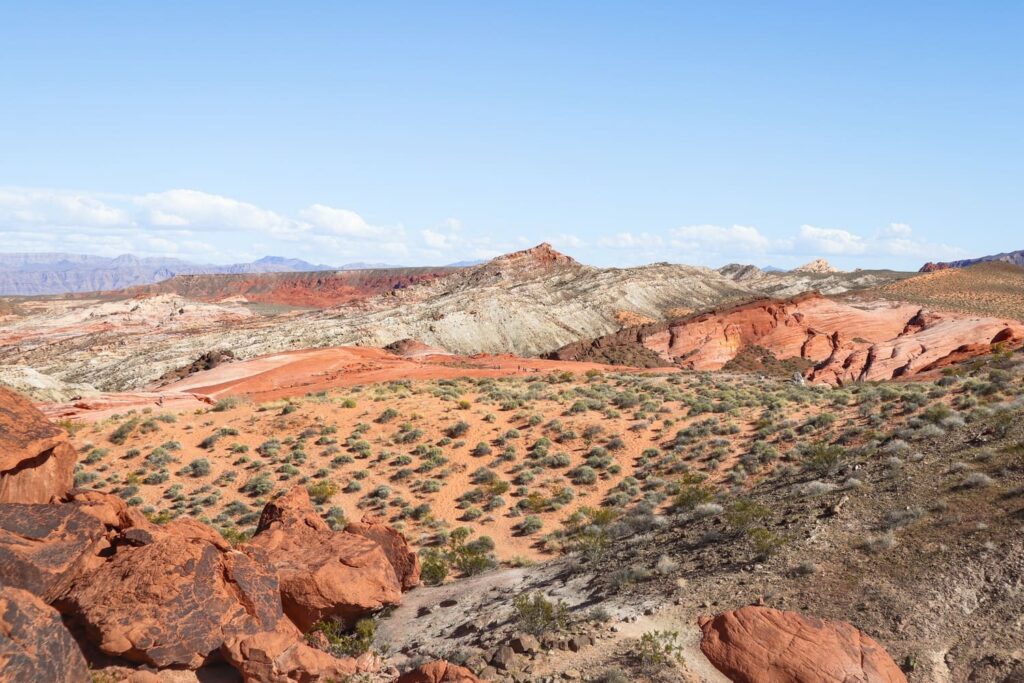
[
  {"left": 490, "top": 645, "right": 517, "bottom": 670},
  {"left": 0, "top": 586, "right": 90, "bottom": 683},
  {"left": 64, "top": 535, "right": 285, "bottom": 669},
  {"left": 699, "top": 606, "right": 907, "bottom": 683},
  {"left": 0, "top": 385, "right": 77, "bottom": 504},
  {"left": 248, "top": 487, "right": 403, "bottom": 631},
  {"left": 223, "top": 625, "right": 364, "bottom": 683},
  {"left": 552, "top": 293, "right": 1024, "bottom": 384},
  {"left": 396, "top": 660, "right": 488, "bottom": 683},
  {"left": 65, "top": 488, "right": 150, "bottom": 531},
  {"left": 0, "top": 502, "right": 106, "bottom": 602},
  {"left": 346, "top": 513, "right": 421, "bottom": 590},
  {"left": 509, "top": 634, "right": 540, "bottom": 654}
]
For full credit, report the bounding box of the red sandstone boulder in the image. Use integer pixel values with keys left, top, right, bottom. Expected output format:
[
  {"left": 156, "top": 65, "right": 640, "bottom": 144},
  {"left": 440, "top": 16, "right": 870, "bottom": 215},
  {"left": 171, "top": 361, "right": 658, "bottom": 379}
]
[
  {"left": 224, "top": 625, "right": 369, "bottom": 683},
  {"left": 396, "top": 660, "right": 488, "bottom": 683},
  {"left": 65, "top": 488, "right": 149, "bottom": 531},
  {"left": 346, "top": 513, "right": 421, "bottom": 590},
  {"left": 0, "top": 586, "right": 90, "bottom": 682},
  {"left": 699, "top": 606, "right": 907, "bottom": 683},
  {"left": 0, "top": 386, "right": 77, "bottom": 504},
  {"left": 248, "top": 487, "right": 403, "bottom": 631},
  {"left": 0, "top": 502, "right": 106, "bottom": 602},
  {"left": 63, "top": 535, "right": 286, "bottom": 669}
]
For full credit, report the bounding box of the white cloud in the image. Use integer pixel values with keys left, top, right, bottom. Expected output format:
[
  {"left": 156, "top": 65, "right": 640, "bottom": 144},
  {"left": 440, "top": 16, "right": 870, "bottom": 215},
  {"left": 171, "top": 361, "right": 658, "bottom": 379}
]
[
  {"left": 0, "top": 187, "right": 130, "bottom": 227},
  {"left": 797, "top": 224, "right": 867, "bottom": 255},
  {"left": 670, "top": 224, "right": 773, "bottom": 254},
  {"left": 549, "top": 233, "right": 585, "bottom": 249},
  {"left": 298, "top": 204, "right": 398, "bottom": 240},
  {"left": 598, "top": 232, "right": 663, "bottom": 248},
  {"left": 421, "top": 228, "right": 458, "bottom": 249},
  {"left": 135, "top": 190, "right": 299, "bottom": 236}
]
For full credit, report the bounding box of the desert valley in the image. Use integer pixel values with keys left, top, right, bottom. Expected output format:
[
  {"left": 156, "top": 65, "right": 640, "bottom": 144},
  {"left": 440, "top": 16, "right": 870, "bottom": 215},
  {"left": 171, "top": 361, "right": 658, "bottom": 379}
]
[
  {"left": 2, "top": 244, "right": 1024, "bottom": 682},
  {"left": 3, "top": 5, "right": 1022, "bottom": 681}
]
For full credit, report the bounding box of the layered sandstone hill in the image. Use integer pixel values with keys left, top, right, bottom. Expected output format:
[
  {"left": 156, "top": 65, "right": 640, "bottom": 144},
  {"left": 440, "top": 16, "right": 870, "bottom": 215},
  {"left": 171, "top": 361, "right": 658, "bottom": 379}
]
[{"left": 549, "top": 293, "right": 1024, "bottom": 384}]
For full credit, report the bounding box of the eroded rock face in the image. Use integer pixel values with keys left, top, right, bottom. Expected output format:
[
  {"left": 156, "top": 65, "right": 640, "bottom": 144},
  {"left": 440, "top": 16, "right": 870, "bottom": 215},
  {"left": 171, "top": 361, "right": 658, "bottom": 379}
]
[
  {"left": 551, "top": 293, "right": 1024, "bottom": 384},
  {"left": 248, "top": 487, "right": 403, "bottom": 631},
  {"left": 0, "top": 386, "right": 76, "bottom": 504},
  {"left": 0, "top": 586, "right": 90, "bottom": 683},
  {"left": 346, "top": 513, "right": 421, "bottom": 590},
  {"left": 0, "top": 502, "right": 106, "bottom": 602},
  {"left": 699, "top": 606, "right": 907, "bottom": 683},
  {"left": 396, "top": 660, "right": 488, "bottom": 683},
  {"left": 63, "top": 535, "right": 285, "bottom": 669}
]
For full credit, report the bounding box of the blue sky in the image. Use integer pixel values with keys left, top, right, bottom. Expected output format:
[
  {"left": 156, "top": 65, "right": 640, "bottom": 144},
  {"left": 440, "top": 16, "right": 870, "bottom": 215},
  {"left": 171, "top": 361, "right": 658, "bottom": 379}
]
[{"left": 0, "top": 1, "right": 1020, "bottom": 269}]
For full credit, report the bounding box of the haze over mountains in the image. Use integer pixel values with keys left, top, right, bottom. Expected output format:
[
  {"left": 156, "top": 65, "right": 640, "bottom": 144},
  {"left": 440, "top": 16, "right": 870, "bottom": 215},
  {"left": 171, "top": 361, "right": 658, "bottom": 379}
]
[{"left": 0, "top": 252, "right": 405, "bottom": 295}]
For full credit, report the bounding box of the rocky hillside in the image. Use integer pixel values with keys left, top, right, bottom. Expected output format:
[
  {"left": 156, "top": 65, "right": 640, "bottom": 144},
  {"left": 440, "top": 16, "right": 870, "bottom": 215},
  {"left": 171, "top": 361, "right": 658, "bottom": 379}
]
[
  {"left": 549, "top": 292, "right": 1024, "bottom": 384},
  {"left": 717, "top": 262, "right": 911, "bottom": 297},
  {"left": 920, "top": 248, "right": 1024, "bottom": 272},
  {"left": 869, "top": 262, "right": 1024, "bottom": 321},
  {"left": 103, "top": 266, "right": 460, "bottom": 309},
  {"left": 0, "top": 244, "right": 911, "bottom": 394}
]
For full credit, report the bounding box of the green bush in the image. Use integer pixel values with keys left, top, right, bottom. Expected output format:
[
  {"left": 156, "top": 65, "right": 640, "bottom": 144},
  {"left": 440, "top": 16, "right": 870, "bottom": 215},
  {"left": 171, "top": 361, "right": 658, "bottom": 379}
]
[{"left": 513, "top": 591, "right": 569, "bottom": 636}]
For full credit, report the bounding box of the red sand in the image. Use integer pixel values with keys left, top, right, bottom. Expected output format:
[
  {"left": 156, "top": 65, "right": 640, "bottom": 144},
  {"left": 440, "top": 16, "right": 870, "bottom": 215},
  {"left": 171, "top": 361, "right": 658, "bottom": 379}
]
[{"left": 43, "top": 346, "right": 677, "bottom": 421}]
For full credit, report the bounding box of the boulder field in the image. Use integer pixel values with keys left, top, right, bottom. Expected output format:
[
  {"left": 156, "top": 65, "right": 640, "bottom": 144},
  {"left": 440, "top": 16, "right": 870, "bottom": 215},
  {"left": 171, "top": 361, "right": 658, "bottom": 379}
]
[{"left": 550, "top": 293, "right": 1024, "bottom": 384}]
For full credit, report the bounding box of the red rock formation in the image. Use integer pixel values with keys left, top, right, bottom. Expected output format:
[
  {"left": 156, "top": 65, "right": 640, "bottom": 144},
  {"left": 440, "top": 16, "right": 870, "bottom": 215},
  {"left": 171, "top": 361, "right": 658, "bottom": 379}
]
[
  {"left": 223, "top": 625, "right": 368, "bottom": 682},
  {"left": 699, "top": 606, "right": 907, "bottom": 683},
  {"left": 0, "top": 503, "right": 106, "bottom": 602},
  {"left": 63, "top": 535, "right": 286, "bottom": 669},
  {"left": 396, "top": 660, "right": 488, "bottom": 683},
  {"left": 248, "top": 487, "right": 404, "bottom": 631},
  {"left": 552, "top": 293, "right": 1024, "bottom": 384},
  {"left": 0, "top": 386, "right": 77, "bottom": 503},
  {"left": 0, "top": 586, "right": 90, "bottom": 683},
  {"left": 109, "top": 267, "right": 459, "bottom": 308},
  {"left": 346, "top": 513, "right": 421, "bottom": 590}
]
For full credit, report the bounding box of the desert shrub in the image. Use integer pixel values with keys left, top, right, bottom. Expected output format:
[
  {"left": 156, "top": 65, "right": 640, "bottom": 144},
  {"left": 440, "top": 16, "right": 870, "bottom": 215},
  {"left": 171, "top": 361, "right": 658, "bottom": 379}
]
[
  {"left": 419, "top": 547, "right": 449, "bottom": 585},
  {"left": 672, "top": 472, "right": 714, "bottom": 511},
  {"left": 748, "top": 527, "right": 785, "bottom": 557},
  {"left": 109, "top": 418, "right": 140, "bottom": 445},
  {"left": 212, "top": 397, "right": 240, "bottom": 412},
  {"left": 636, "top": 630, "right": 685, "bottom": 671},
  {"left": 241, "top": 473, "right": 273, "bottom": 497},
  {"left": 307, "top": 480, "right": 338, "bottom": 504},
  {"left": 570, "top": 465, "right": 597, "bottom": 485},
  {"left": 513, "top": 592, "right": 569, "bottom": 636},
  {"left": 518, "top": 515, "right": 543, "bottom": 535},
  {"left": 725, "top": 499, "right": 769, "bottom": 532},
  {"left": 182, "top": 458, "right": 211, "bottom": 477},
  {"left": 306, "top": 617, "right": 376, "bottom": 657},
  {"left": 804, "top": 442, "right": 844, "bottom": 476}
]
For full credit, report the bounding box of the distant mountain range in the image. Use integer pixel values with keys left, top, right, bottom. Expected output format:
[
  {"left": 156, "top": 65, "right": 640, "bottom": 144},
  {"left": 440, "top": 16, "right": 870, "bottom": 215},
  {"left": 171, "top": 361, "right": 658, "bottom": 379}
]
[
  {"left": 0, "top": 253, "right": 396, "bottom": 295},
  {"left": 920, "top": 249, "right": 1024, "bottom": 272},
  {"left": 0, "top": 252, "right": 497, "bottom": 295}
]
